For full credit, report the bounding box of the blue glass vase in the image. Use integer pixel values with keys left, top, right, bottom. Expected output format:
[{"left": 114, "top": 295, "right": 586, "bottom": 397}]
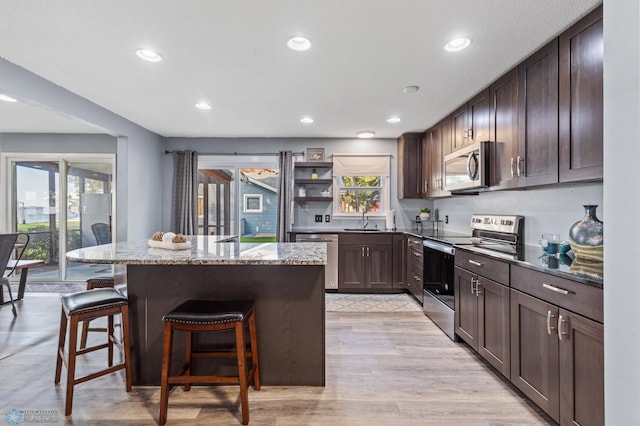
[{"left": 568, "top": 205, "right": 603, "bottom": 261}]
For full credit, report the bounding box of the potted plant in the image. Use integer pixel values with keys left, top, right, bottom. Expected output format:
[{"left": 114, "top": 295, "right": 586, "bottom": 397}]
[{"left": 419, "top": 207, "right": 431, "bottom": 221}]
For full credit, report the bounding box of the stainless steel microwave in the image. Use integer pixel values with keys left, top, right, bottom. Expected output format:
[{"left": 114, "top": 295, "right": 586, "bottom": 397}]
[{"left": 443, "top": 141, "right": 490, "bottom": 193}]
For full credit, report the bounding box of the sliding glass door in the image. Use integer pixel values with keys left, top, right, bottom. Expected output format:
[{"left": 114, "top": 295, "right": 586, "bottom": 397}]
[
  {"left": 7, "top": 155, "right": 115, "bottom": 282},
  {"left": 197, "top": 156, "right": 279, "bottom": 242}
]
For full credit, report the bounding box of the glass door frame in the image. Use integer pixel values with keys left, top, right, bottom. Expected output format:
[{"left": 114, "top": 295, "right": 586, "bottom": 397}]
[{"left": 0, "top": 152, "right": 116, "bottom": 282}]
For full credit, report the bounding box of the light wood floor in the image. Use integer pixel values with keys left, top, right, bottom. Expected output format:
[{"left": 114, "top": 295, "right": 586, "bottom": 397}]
[{"left": 0, "top": 293, "right": 553, "bottom": 425}]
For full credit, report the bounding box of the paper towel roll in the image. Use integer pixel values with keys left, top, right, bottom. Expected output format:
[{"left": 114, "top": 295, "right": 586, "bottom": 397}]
[{"left": 385, "top": 210, "right": 396, "bottom": 230}]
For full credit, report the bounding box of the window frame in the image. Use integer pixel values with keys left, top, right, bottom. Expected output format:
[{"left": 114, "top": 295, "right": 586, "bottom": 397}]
[
  {"left": 243, "top": 193, "right": 263, "bottom": 213},
  {"left": 332, "top": 175, "right": 389, "bottom": 217}
]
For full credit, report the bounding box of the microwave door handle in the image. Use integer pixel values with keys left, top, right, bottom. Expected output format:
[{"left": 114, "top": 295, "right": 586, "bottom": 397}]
[{"left": 466, "top": 151, "right": 478, "bottom": 180}]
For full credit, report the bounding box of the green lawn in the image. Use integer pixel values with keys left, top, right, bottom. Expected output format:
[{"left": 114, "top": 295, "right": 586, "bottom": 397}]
[{"left": 240, "top": 236, "right": 277, "bottom": 243}]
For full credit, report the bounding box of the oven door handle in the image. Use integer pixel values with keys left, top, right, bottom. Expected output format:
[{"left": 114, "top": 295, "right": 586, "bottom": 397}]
[{"left": 423, "top": 239, "right": 455, "bottom": 255}]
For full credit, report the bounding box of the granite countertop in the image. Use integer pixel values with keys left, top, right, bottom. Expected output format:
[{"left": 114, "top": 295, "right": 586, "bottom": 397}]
[
  {"left": 455, "top": 244, "right": 603, "bottom": 288},
  {"left": 66, "top": 235, "right": 327, "bottom": 266}
]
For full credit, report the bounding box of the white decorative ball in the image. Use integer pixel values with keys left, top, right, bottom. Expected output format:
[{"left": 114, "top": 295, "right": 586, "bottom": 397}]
[{"left": 162, "top": 232, "right": 176, "bottom": 243}]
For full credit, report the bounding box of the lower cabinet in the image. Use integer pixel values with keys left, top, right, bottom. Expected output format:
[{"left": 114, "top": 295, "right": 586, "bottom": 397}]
[
  {"left": 406, "top": 236, "right": 423, "bottom": 302},
  {"left": 338, "top": 234, "right": 393, "bottom": 289},
  {"left": 454, "top": 250, "right": 510, "bottom": 378},
  {"left": 510, "top": 265, "right": 604, "bottom": 426},
  {"left": 392, "top": 234, "right": 407, "bottom": 289}
]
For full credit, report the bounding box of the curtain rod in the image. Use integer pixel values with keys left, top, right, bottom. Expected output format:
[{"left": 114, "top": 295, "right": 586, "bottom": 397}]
[{"left": 164, "top": 150, "right": 304, "bottom": 156}]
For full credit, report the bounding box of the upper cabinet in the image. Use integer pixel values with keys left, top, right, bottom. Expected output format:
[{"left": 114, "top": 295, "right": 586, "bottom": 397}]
[
  {"left": 396, "top": 5, "right": 602, "bottom": 196},
  {"left": 397, "top": 132, "right": 424, "bottom": 199},
  {"left": 452, "top": 89, "right": 491, "bottom": 152},
  {"left": 490, "top": 67, "right": 520, "bottom": 190},
  {"left": 517, "top": 39, "right": 560, "bottom": 187},
  {"left": 424, "top": 116, "right": 451, "bottom": 198},
  {"left": 559, "top": 6, "right": 603, "bottom": 182}
]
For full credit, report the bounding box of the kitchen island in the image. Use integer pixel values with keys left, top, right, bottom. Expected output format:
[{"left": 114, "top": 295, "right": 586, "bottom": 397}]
[{"left": 66, "top": 236, "right": 326, "bottom": 386}]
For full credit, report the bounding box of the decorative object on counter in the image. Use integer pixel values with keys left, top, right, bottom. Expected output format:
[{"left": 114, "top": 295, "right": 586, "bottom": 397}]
[
  {"left": 306, "top": 147, "right": 325, "bottom": 162},
  {"left": 311, "top": 168, "right": 318, "bottom": 179},
  {"left": 419, "top": 207, "right": 431, "bottom": 221},
  {"left": 570, "top": 257, "right": 603, "bottom": 279},
  {"left": 568, "top": 204, "right": 604, "bottom": 261},
  {"left": 538, "top": 233, "right": 560, "bottom": 256},
  {"left": 148, "top": 231, "right": 191, "bottom": 250}
]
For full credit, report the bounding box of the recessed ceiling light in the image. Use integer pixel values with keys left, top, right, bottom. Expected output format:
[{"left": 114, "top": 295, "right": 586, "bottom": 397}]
[
  {"left": 0, "top": 94, "right": 17, "bottom": 102},
  {"left": 286, "top": 36, "right": 312, "bottom": 52},
  {"left": 386, "top": 116, "right": 401, "bottom": 123},
  {"left": 357, "top": 131, "right": 375, "bottom": 139},
  {"left": 444, "top": 38, "right": 471, "bottom": 52},
  {"left": 300, "top": 117, "right": 314, "bottom": 124},
  {"left": 135, "top": 49, "right": 163, "bottom": 62},
  {"left": 403, "top": 85, "right": 420, "bottom": 94},
  {"left": 195, "top": 102, "right": 212, "bottom": 110}
]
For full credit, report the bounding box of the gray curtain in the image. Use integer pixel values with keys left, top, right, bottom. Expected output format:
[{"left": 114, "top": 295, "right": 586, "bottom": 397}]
[
  {"left": 276, "top": 151, "right": 294, "bottom": 242},
  {"left": 172, "top": 150, "right": 198, "bottom": 234}
]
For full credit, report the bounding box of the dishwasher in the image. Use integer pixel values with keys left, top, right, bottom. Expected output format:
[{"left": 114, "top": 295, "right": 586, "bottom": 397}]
[{"left": 294, "top": 234, "right": 338, "bottom": 289}]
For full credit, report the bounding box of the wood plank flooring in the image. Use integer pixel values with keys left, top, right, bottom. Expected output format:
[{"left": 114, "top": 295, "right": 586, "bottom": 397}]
[{"left": 0, "top": 293, "right": 553, "bottom": 425}]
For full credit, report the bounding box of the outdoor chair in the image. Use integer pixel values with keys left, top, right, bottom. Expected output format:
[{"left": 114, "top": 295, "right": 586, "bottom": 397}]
[{"left": 1, "top": 233, "right": 24, "bottom": 317}]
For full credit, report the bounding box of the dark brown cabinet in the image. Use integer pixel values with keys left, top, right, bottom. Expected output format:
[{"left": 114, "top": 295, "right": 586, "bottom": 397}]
[
  {"left": 397, "top": 132, "right": 424, "bottom": 199},
  {"left": 423, "top": 117, "right": 451, "bottom": 198},
  {"left": 392, "top": 234, "right": 407, "bottom": 289},
  {"left": 517, "top": 39, "right": 560, "bottom": 187},
  {"left": 452, "top": 89, "right": 490, "bottom": 152},
  {"left": 559, "top": 5, "right": 603, "bottom": 182},
  {"left": 454, "top": 249, "right": 510, "bottom": 378},
  {"left": 339, "top": 233, "right": 393, "bottom": 289},
  {"left": 490, "top": 67, "right": 519, "bottom": 190},
  {"left": 510, "top": 265, "right": 603, "bottom": 425},
  {"left": 406, "top": 236, "right": 423, "bottom": 302}
]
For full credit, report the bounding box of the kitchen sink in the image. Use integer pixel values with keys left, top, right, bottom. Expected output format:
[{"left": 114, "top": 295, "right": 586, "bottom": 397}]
[{"left": 343, "top": 228, "right": 381, "bottom": 232}]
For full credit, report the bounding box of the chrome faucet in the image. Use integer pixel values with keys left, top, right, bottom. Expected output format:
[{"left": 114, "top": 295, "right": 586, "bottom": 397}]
[{"left": 362, "top": 207, "right": 369, "bottom": 229}]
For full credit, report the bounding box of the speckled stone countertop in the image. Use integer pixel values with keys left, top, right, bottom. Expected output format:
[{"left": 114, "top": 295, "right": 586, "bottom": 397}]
[{"left": 66, "top": 235, "right": 327, "bottom": 266}]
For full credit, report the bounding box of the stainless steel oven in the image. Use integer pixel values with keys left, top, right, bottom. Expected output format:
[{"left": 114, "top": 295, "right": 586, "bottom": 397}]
[{"left": 422, "top": 239, "right": 456, "bottom": 340}]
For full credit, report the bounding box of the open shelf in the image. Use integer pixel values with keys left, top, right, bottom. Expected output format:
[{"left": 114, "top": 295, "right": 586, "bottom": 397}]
[
  {"left": 294, "top": 162, "right": 333, "bottom": 168},
  {"left": 294, "top": 196, "right": 333, "bottom": 202},
  {"left": 295, "top": 179, "right": 332, "bottom": 184}
]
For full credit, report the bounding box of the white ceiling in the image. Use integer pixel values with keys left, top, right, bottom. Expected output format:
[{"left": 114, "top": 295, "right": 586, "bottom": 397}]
[{"left": 0, "top": 0, "right": 601, "bottom": 138}]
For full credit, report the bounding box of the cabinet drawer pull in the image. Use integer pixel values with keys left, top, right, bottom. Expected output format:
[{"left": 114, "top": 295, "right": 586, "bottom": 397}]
[
  {"left": 516, "top": 155, "right": 522, "bottom": 176},
  {"left": 546, "top": 310, "right": 556, "bottom": 335},
  {"left": 542, "top": 283, "right": 570, "bottom": 295},
  {"left": 558, "top": 315, "right": 568, "bottom": 341},
  {"left": 468, "top": 259, "right": 482, "bottom": 267},
  {"left": 470, "top": 277, "right": 477, "bottom": 294},
  {"left": 510, "top": 157, "right": 515, "bottom": 177},
  {"left": 476, "top": 282, "right": 482, "bottom": 296}
]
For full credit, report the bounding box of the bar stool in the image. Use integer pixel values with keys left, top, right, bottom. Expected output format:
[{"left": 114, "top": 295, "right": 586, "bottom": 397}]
[
  {"left": 159, "top": 299, "right": 260, "bottom": 425},
  {"left": 80, "top": 276, "right": 115, "bottom": 349},
  {"left": 54, "top": 288, "right": 131, "bottom": 416}
]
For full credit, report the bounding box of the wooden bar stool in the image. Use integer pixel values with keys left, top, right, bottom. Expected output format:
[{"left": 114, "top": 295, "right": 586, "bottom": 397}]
[
  {"left": 54, "top": 288, "right": 132, "bottom": 416},
  {"left": 80, "top": 276, "right": 115, "bottom": 349},
  {"left": 159, "top": 299, "right": 260, "bottom": 425}
]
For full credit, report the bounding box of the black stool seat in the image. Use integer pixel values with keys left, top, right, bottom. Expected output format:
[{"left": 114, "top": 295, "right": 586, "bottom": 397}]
[
  {"left": 163, "top": 300, "right": 254, "bottom": 324},
  {"left": 86, "top": 276, "right": 115, "bottom": 286},
  {"left": 62, "top": 288, "right": 126, "bottom": 315}
]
